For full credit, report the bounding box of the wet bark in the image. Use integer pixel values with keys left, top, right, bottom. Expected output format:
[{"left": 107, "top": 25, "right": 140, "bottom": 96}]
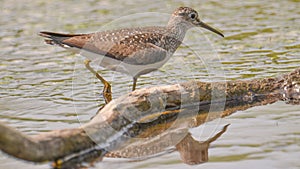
[
  {"left": 0, "top": 124, "right": 94, "bottom": 162},
  {"left": 0, "top": 67, "right": 299, "bottom": 164}
]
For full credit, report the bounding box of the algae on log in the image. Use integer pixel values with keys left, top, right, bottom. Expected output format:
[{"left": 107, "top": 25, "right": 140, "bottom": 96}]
[{"left": 0, "top": 67, "right": 299, "bottom": 164}]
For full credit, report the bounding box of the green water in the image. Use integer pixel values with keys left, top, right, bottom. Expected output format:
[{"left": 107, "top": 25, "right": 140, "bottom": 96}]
[{"left": 0, "top": 0, "right": 299, "bottom": 169}]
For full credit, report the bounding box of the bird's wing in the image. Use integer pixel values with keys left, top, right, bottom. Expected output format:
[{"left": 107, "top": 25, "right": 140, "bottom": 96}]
[
  {"left": 121, "top": 43, "right": 168, "bottom": 65},
  {"left": 39, "top": 30, "right": 168, "bottom": 65},
  {"left": 39, "top": 31, "right": 117, "bottom": 58}
]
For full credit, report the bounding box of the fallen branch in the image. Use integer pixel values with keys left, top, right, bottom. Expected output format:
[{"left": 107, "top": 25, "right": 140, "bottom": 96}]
[{"left": 0, "top": 67, "right": 299, "bottom": 165}]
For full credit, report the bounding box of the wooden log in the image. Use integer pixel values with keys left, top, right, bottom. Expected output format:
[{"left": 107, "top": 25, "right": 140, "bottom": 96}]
[
  {"left": 0, "top": 124, "right": 94, "bottom": 162},
  {"left": 0, "top": 67, "right": 299, "bottom": 164}
]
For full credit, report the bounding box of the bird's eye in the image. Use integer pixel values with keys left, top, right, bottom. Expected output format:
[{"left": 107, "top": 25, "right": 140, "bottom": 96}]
[{"left": 189, "top": 13, "right": 197, "bottom": 19}]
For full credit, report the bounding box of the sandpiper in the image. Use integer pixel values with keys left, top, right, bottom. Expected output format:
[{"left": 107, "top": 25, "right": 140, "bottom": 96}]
[{"left": 39, "top": 7, "right": 224, "bottom": 103}]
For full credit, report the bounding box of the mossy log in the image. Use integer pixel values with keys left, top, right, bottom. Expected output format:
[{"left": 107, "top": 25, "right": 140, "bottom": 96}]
[{"left": 0, "top": 68, "right": 299, "bottom": 165}]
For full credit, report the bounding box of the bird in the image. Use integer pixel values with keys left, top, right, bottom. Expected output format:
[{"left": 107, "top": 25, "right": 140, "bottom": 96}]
[{"left": 39, "top": 7, "right": 224, "bottom": 103}]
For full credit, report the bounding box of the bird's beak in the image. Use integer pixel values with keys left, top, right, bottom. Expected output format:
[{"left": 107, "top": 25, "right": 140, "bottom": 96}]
[{"left": 197, "top": 20, "right": 224, "bottom": 37}]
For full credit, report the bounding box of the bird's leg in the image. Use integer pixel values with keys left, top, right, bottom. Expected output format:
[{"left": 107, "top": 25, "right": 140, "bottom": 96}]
[
  {"left": 84, "top": 59, "right": 112, "bottom": 104},
  {"left": 132, "top": 77, "right": 138, "bottom": 91}
]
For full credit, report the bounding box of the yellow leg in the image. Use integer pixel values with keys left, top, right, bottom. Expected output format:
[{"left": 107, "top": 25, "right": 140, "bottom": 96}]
[
  {"left": 84, "top": 59, "right": 112, "bottom": 104},
  {"left": 132, "top": 77, "right": 138, "bottom": 91}
]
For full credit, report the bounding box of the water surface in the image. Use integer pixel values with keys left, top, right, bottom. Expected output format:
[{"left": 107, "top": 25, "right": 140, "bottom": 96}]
[{"left": 0, "top": 0, "right": 299, "bottom": 168}]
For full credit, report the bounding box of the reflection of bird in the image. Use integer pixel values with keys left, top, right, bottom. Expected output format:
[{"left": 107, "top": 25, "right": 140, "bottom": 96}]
[
  {"left": 39, "top": 7, "right": 223, "bottom": 103},
  {"left": 90, "top": 124, "right": 230, "bottom": 166}
]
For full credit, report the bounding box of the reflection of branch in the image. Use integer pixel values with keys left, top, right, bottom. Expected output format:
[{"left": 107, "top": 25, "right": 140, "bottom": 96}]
[
  {"left": 0, "top": 68, "right": 299, "bottom": 167},
  {"left": 207, "top": 124, "right": 230, "bottom": 143},
  {"left": 176, "top": 124, "right": 230, "bottom": 165}
]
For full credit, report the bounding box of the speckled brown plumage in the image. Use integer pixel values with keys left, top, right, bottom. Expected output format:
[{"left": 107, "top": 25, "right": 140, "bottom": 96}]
[{"left": 40, "top": 7, "right": 223, "bottom": 90}]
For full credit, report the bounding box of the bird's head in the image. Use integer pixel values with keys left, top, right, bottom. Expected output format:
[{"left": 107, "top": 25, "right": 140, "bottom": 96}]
[{"left": 170, "top": 7, "right": 224, "bottom": 37}]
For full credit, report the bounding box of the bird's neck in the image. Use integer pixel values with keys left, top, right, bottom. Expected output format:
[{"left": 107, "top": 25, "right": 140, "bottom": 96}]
[
  {"left": 166, "top": 17, "right": 190, "bottom": 43},
  {"left": 164, "top": 19, "right": 190, "bottom": 53}
]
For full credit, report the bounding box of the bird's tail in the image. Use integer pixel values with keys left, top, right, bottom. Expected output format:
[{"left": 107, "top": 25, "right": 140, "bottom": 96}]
[{"left": 39, "top": 31, "right": 82, "bottom": 47}]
